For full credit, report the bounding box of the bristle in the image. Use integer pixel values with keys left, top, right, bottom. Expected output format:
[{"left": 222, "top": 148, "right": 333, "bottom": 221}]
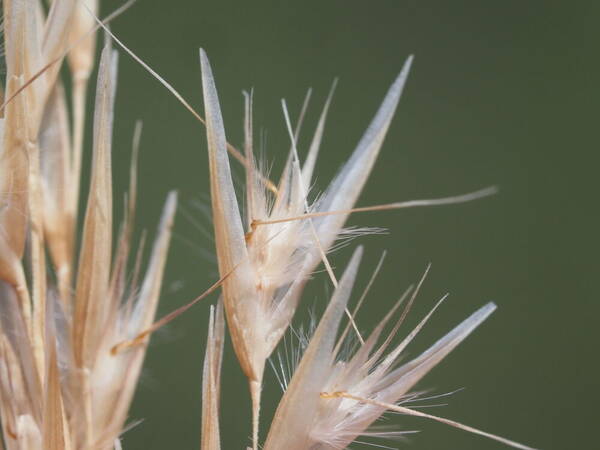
[
  {"left": 301, "top": 79, "right": 337, "bottom": 188},
  {"left": 323, "top": 391, "right": 536, "bottom": 450}
]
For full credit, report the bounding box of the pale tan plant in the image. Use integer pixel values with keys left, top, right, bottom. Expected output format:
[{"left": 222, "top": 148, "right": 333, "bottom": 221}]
[
  {"left": 0, "top": 1, "right": 537, "bottom": 450},
  {"left": 199, "top": 47, "right": 503, "bottom": 450},
  {"left": 198, "top": 45, "right": 529, "bottom": 450},
  {"left": 263, "top": 247, "right": 532, "bottom": 450},
  {"left": 201, "top": 302, "right": 224, "bottom": 450},
  {"left": 0, "top": 1, "right": 176, "bottom": 449}
]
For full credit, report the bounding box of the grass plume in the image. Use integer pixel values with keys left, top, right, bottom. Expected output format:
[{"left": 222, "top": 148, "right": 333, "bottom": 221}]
[
  {"left": 0, "top": 1, "right": 176, "bottom": 448},
  {"left": 0, "top": 2, "right": 536, "bottom": 450}
]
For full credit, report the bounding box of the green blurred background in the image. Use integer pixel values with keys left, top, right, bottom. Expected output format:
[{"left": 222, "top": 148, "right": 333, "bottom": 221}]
[{"left": 90, "top": 1, "right": 598, "bottom": 449}]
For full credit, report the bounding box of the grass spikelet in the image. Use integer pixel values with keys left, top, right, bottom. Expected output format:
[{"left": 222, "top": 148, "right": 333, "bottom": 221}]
[
  {"left": 0, "top": 2, "right": 178, "bottom": 448},
  {"left": 199, "top": 48, "right": 418, "bottom": 449},
  {"left": 264, "top": 249, "right": 534, "bottom": 450},
  {"left": 198, "top": 47, "right": 501, "bottom": 449},
  {"left": 72, "top": 41, "right": 116, "bottom": 372}
]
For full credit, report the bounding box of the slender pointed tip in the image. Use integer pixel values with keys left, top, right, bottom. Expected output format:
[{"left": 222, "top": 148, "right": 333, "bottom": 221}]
[
  {"left": 486, "top": 185, "right": 500, "bottom": 195},
  {"left": 199, "top": 49, "right": 211, "bottom": 78},
  {"left": 397, "top": 54, "right": 414, "bottom": 83},
  {"left": 474, "top": 301, "right": 497, "bottom": 323},
  {"left": 338, "top": 246, "right": 364, "bottom": 292},
  {"left": 199, "top": 48, "right": 209, "bottom": 66},
  {"left": 165, "top": 190, "right": 178, "bottom": 214},
  {"left": 389, "top": 55, "right": 413, "bottom": 91},
  {"left": 327, "top": 77, "right": 339, "bottom": 99},
  {"left": 354, "top": 245, "right": 364, "bottom": 259},
  {"left": 485, "top": 301, "right": 498, "bottom": 313}
]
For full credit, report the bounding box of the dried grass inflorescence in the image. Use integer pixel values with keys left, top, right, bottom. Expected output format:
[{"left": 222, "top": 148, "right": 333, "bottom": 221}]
[
  {"left": 0, "top": 1, "right": 175, "bottom": 448},
  {"left": 199, "top": 50, "right": 534, "bottom": 450},
  {"left": 0, "top": 2, "right": 535, "bottom": 450}
]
